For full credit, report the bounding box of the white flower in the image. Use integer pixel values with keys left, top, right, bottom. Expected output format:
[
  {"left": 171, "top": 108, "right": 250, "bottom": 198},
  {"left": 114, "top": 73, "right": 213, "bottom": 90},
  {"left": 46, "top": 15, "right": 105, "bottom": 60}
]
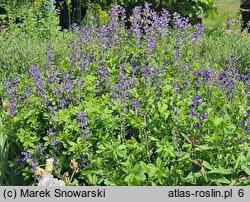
[{"left": 38, "top": 174, "right": 65, "bottom": 186}]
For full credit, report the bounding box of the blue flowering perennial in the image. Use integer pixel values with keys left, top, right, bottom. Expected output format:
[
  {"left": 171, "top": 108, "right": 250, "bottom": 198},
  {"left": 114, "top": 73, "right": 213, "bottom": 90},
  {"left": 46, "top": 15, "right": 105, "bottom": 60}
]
[
  {"left": 77, "top": 111, "right": 90, "bottom": 139},
  {"left": 95, "top": 61, "right": 110, "bottom": 91},
  {"left": 192, "top": 95, "right": 201, "bottom": 106},
  {"left": 187, "top": 95, "right": 208, "bottom": 134},
  {"left": 1, "top": 2, "right": 249, "bottom": 186},
  {"left": 46, "top": 128, "right": 59, "bottom": 146},
  {"left": 4, "top": 77, "right": 19, "bottom": 116},
  {"left": 112, "top": 72, "right": 133, "bottom": 107}
]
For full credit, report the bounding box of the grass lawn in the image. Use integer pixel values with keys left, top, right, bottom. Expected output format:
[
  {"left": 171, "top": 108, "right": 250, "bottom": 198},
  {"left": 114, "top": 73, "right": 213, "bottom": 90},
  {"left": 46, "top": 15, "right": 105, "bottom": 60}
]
[
  {"left": 203, "top": 0, "right": 241, "bottom": 28},
  {"left": 216, "top": 0, "right": 240, "bottom": 16}
]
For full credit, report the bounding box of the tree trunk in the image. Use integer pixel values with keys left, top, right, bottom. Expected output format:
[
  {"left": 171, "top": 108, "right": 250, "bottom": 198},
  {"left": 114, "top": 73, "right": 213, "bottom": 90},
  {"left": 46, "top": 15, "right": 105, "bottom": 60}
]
[{"left": 56, "top": 0, "right": 88, "bottom": 29}]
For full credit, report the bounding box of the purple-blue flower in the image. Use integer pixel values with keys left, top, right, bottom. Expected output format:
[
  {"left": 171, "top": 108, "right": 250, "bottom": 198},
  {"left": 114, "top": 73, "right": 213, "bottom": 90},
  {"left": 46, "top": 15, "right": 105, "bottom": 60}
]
[
  {"left": 77, "top": 111, "right": 88, "bottom": 129},
  {"left": 192, "top": 95, "right": 201, "bottom": 106},
  {"left": 132, "top": 98, "right": 140, "bottom": 111},
  {"left": 96, "top": 61, "right": 110, "bottom": 89},
  {"left": 199, "top": 112, "right": 208, "bottom": 120},
  {"left": 76, "top": 111, "right": 90, "bottom": 139},
  {"left": 46, "top": 128, "right": 59, "bottom": 146}
]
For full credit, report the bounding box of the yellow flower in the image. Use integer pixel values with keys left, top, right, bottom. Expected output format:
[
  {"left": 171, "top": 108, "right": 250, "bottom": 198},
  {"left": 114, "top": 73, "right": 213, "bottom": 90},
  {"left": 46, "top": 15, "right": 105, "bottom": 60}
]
[{"left": 45, "top": 158, "right": 54, "bottom": 173}]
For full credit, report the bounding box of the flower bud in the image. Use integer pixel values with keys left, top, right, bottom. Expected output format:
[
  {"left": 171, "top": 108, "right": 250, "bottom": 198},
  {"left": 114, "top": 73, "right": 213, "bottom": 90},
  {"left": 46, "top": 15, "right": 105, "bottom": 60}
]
[
  {"left": 35, "top": 167, "right": 46, "bottom": 176},
  {"left": 2, "top": 101, "right": 9, "bottom": 109},
  {"left": 70, "top": 159, "right": 79, "bottom": 173},
  {"left": 45, "top": 158, "right": 54, "bottom": 173},
  {"left": 63, "top": 171, "right": 70, "bottom": 183}
]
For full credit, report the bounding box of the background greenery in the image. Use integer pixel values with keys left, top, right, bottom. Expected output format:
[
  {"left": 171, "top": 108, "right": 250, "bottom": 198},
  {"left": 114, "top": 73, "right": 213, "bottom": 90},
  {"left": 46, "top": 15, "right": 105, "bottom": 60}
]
[
  {"left": 0, "top": 0, "right": 216, "bottom": 28},
  {"left": 203, "top": 0, "right": 241, "bottom": 29},
  {"left": 0, "top": 0, "right": 249, "bottom": 186}
]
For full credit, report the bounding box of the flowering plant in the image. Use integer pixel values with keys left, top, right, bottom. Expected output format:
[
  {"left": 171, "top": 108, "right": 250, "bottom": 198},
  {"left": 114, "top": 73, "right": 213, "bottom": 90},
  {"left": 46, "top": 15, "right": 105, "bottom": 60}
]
[{"left": 1, "top": 3, "right": 249, "bottom": 186}]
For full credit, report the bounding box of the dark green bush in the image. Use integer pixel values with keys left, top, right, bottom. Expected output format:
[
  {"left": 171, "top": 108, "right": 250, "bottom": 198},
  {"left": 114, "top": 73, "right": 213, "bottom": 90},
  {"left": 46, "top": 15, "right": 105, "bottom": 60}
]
[{"left": 1, "top": 3, "right": 249, "bottom": 186}]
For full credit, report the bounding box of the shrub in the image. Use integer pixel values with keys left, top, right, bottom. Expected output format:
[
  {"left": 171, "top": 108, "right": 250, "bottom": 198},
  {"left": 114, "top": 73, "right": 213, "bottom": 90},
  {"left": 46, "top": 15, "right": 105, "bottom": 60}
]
[
  {"left": 85, "top": 0, "right": 216, "bottom": 24},
  {"left": 1, "top": 3, "right": 249, "bottom": 186}
]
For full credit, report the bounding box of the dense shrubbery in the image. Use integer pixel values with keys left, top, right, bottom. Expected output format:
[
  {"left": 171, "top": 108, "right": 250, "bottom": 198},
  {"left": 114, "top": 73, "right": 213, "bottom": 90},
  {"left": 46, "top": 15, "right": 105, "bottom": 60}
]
[
  {"left": 0, "top": 0, "right": 216, "bottom": 28},
  {"left": 81, "top": 0, "right": 216, "bottom": 26},
  {"left": 0, "top": 2, "right": 249, "bottom": 186}
]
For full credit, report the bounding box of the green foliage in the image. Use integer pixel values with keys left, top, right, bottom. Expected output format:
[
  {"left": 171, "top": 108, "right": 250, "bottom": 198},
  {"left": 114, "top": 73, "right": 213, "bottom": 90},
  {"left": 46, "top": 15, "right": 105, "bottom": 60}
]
[
  {"left": 0, "top": 109, "right": 28, "bottom": 185},
  {"left": 0, "top": 2, "right": 249, "bottom": 186},
  {"left": 201, "top": 31, "right": 250, "bottom": 74},
  {"left": 87, "top": 0, "right": 216, "bottom": 24},
  {"left": 44, "top": 0, "right": 217, "bottom": 28},
  {"left": 167, "top": 0, "right": 217, "bottom": 23},
  {"left": 0, "top": 0, "right": 60, "bottom": 38},
  {"left": 0, "top": 31, "right": 73, "bottom": 79},
  {"left": 82, "top": 3, "right": 110, "bottom": 25}
]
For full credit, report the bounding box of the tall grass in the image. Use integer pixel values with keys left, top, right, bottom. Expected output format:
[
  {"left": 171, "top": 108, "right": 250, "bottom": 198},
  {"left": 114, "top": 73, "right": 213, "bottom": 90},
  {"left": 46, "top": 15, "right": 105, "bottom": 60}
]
[
  {"left": 0, "top": 31, "right": 74, "bottom": 79},
  {"left": 201, "top": 31, "right": 250, "bottom": 74}
]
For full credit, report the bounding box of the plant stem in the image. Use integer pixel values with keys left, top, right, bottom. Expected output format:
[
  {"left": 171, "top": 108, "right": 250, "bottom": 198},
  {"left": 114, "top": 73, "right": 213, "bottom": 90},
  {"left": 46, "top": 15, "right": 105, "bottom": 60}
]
[
  {"left": 143, "top": 113, "right": 151, "bottom": 163},
  {"left": 70, "top": 169, "right": 75, "bottom": 183},
  {"left": 119, "top": 106, "right": 125, "bottom": 142}
]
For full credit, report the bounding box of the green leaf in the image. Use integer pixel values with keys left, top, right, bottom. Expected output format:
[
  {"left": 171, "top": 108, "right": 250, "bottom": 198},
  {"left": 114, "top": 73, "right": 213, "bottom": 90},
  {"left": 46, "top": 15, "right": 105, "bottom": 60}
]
[
  {"left": 184, "top": 172, "right": 202, "bottom": 183},
  {"left": 195, "top": 144, "right": 211, "bottom": 151},
  {"left": 134, "top": 171, "right": 146, "bottom": 182},
  {"left": 146, "top": 164, "right": 159, "bottom": 178},
  {"left": 156, "top": 137, "right": 175, "bottom": 158},
  {"left": 124, "top": 163, "right": 147, "bottom": 185},
  {"left": 155, "top": 157, "right": 163, "bottom": 168},
  {"left": 177, "top": 153, "right": 190, "bottom": 161},
  {"left": 202, "top": 161, "right": 213, "bottom": 170},
  {"left": 213, "top": 117, "right": 223, "bottom": 126},
  {"left": 116, "top": 145, "right": 127, "bottom": 158},
  {"left": 23, "top": 109, "right": 36, "bottom": 120},
  {"left": 157, "top": 101, "right": 170, "bottom": 120},
  {"left": 242, "top": 165, "right": 250, "bottom": 176},
  {"left": 208, "top": 167, "right": 232, "bottom": 175},
  {"left": 225, "top": 122, "right": 236, "bottom": 132},
  {"left": 81, "top": 170, "right": 103, "bottom": 175},
  {"left": 124, "top": 174, "right": 133, "bottom": 183},
  {"left": 211, "top": 177, "right": 230, "bottom": 184},
  {"left": 68, "top": 141, "right": 77, "bottom": 152},
  {"left": 104, "top": 179, "right": 116, "bottom": 186}
]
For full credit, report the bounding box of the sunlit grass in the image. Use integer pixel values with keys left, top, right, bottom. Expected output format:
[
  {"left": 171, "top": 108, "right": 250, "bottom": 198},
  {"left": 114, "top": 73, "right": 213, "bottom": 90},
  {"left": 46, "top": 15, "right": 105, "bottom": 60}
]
[
  {"left": 216, "top": 0, "right": 240, "bottom": 16},
  {"left": 203, "top": 0, "right": 241, "bottom": 29}
]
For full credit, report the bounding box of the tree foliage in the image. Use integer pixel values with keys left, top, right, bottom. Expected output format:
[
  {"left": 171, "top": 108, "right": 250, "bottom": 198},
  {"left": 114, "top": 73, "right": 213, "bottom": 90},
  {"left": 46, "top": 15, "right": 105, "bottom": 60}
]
[
  {"left": 0, "top": 0, "right": 216, "bottom": 28},
  {"left": 88, "top": 0, "right": 216, "bottom": 24}
]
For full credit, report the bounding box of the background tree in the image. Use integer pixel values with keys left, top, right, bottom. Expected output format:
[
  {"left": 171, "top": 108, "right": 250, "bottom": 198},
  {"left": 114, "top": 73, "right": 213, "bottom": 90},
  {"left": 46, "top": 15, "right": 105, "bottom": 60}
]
[
  {"left": 0, "top": 0, "right": 216, "bottom": 29},
  {"left": 60, "top": 0, "right": 216, "bottom": 27}
]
